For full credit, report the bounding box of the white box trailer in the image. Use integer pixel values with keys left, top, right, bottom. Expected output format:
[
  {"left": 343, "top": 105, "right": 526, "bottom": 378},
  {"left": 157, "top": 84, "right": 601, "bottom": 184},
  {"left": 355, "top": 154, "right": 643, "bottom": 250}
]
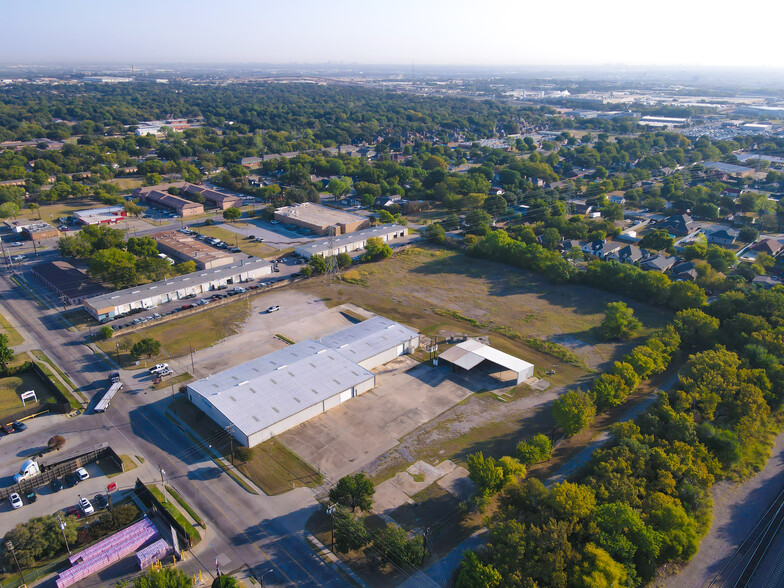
[{"left": 95, "top": 381, "right": 122, "bottom": 412}]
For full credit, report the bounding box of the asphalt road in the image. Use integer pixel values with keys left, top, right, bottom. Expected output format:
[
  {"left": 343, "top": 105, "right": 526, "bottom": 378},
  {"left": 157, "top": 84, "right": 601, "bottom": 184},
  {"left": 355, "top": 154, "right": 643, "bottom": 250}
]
[{"left": 0, "top": 271, "right": 347, "bottom": 586}]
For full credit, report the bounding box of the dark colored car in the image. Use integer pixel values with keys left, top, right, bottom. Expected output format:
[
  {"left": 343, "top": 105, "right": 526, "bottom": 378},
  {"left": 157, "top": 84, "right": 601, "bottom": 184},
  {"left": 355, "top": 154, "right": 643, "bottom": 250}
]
[
  {"left": 51, "top": 477, "right": 63, "bottom": 492},
  {"left": 64, "top": 506, "right": 82, "bottom": 519},
  {"left": 12, "top": 421, "right": 27, "bottom": 432},
  {"left": 25, "top": 491, "right": 37, "bottom": 503},
  {"left": 65, "top": 472, "right": 80, "bottom": 488},
  {"left": 94, "top": 494, "right": 108, "bottom": 510}
]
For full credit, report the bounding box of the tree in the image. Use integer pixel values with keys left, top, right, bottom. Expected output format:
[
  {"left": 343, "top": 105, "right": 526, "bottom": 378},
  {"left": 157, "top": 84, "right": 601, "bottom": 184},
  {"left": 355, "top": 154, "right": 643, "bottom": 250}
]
[
  {"left": 360, "top": 237, "right": 392, "bottom": 262},
  {"left": 98, "top": 325, "right": 113, "bottom": 340},
  {"left": 47, "top": 435, "right": 66, "bottom": 451},
  {"left": 638, "top": 229, "right": 674, "bottom": 252},
  {"left": 335, "top": 252, "right": 352, "bottom": 269},
  {"left": 88, "top": 248, "right": 138, "bottom": 288},
  {"left": 174, "top": 261, "right": 197, "bottom": 275},
  {"left": 329, "top": 473, "right": 375, "bottom": 512},
  {"left": 144, "top": 173, "right": 162, "bottom": 186},
  {"left": 309, "top": 254, "right": 327, "bottom": 274},
  {"left": 136, "top": 256, "right": 171, "bottom": 282},
  {"left": 599, "top": 302, "right": 641, "bottom": 341},
  {"left": 516, "top": 434, "right": 552, "bottom": 465},
  {"left": 377, "top": 209, "right": 397, "bottom": 224},
  {"left": 371, "top": 523, "right": 425, "bottom": 568},
  {"left": 233, "top": 446, "right": 254, "bottom": 463},
  {"left": 327, "top": 176, "right": 352, "bottom": 198},
  {"left": 333, "top": 508, "right": 370, "bottom": 553},
  {"left": 0, "top": 202, "right": 20, "bottom": 219},
  {"left": 134, "top": 567, "right": 193, "bottom": 588},
  {"left": 423, "top": 223, "right": 446, "bottom": 243},
  {"left": 456, "top": 551, "right": 502, "bottom": 588},
  {"left": 483, "top": 195, "right": 507, "bottom": 217},
  {"left": 738, "top": 226, "right": 759, "bottom": 243},
  {"left": 3, "top": 514, "right": 79, "bottom": 568},
  {"left": 126, "top": 236, "right": 159, "bottom": 257},
  {"left": 211, "top": 576, "right": 238, "bottom": 588},
  {"left": 672, "top": 308, "right": 719, "bottom": 349},
  {"left": 130, "top": 337, "right": 161, "bottom": 359},
  {"left": 124, "top": 200, "right": 144, "bottom": 218},
  {"left": 548, "top": 481, "right": 597, "bottom": 523},
  {"left": 223, "top": 207, "right": 241, "bottom": 222},
  {"left": 0, "top": 333, "right": 14, "bottom": 371},
  {"left": 574, "top": 543, "right": 629, "bottom": 588},
  {"left": 553, "top": 390, "right": 596, "bottom": 436}
]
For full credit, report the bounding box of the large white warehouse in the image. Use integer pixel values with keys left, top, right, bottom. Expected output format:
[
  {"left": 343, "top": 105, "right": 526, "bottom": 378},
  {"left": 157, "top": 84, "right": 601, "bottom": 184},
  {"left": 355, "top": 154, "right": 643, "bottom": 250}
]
[{"left": 187, "top": 316, "right": 419, "bottom": 447}]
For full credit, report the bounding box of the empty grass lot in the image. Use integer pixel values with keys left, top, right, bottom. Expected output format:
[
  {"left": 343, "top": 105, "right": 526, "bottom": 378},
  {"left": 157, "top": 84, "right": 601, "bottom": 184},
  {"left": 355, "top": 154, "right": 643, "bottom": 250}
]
[
  {"left": 0, "top": 312, "right": 23, "bottom": 346},
  {"left": 302, "top": 246, "right": 671, "bottom": 373},
  {"left": 96, "top": 299, "right": 251, "bottom": 367},
  {"left": 0, "top": 371, "right": 57, "bottom": 422},
  {"left": 194, "top": 224, "right": 278, "bottom": 258}
]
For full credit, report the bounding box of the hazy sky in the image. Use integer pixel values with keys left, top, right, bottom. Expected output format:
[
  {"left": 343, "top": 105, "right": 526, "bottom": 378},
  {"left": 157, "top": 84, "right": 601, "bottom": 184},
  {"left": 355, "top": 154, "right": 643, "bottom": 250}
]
[{"left": 4, "top": 0, "right": 784, "bottom": 68}]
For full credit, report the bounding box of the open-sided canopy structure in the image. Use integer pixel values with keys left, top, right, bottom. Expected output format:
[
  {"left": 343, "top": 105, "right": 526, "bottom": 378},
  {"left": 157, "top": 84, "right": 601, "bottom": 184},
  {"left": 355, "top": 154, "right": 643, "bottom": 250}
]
[{"left": 437, "top": 339, "right": 534, "bottom": 384}]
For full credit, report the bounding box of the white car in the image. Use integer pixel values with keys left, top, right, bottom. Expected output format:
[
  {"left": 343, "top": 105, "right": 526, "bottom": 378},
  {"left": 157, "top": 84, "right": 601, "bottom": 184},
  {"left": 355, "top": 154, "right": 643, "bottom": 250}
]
[
  {"left": 156, "top": 368, "right": 174, "bottom": 377},
  {"left": 9, "top": 493, "right": 22, "bottom": 509},
  {"left": 75, "top": 467, "right": 89, "bottom": 481},
  {"left": 149, "top": 364, "right": 169, "bottom": 374},
  {"left": 266, "top": 305, "right": 280, "bottom": 313},
  {"left": 79, "top": 497, "right": 94, "bottom": 515},
  {"left": 270, "top": 220, "right": 279, "bottom": 225}
]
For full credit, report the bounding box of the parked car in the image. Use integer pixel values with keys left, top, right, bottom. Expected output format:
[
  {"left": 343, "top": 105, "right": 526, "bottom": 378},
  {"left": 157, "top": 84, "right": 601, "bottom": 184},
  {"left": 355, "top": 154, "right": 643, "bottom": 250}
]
[
  {"left": 12, "top": 421, "right": 27, "bottom": 432},
  {"left": 64, "top": 506, "right": 82, "bottom": 519},
  {"left": 75, "top": 467, "right": 89, "bottom": 481},
  {"left": 9, "top": 493, "right": 22, "bottom": 509},
  {"left": 266, "top": 305, "right": 280, "bottom": 313},
  {"left": 230, "top": 247, "right": 241, "bottom": 253},
  {"left": 217, "top": 285, "right": 228, "bottom": 290},
  {"left": 270, "top": 220, "right": 279, "bottom": 224},
  {"left": 25, "top": 491, "right": 37, "bottom": 503},
  {"left": 51, "top": 477, "right": 63, "bottom": 492},
  {"left": 181, "top": 304, "right": 194, "bottom": 310},
  {"left": 94, "top": 494, "right": 108, "bottom": 510},
  {"left": 184, "top": 293, "right": 197, "bottom": 299},
  {"left": 1, "top": 423, "right": 15, "bottom": 435},
  {"left": 149, "top": 364, "right": 168, "bottom": 373},
  {"left": 197, "top": 299, "right": 208, "bottom": 306},
  {"left": 65, "top": 472, "right": 80, "bottom": 487},
  {"left": 79, "top": 497, "right": 94, "bottom": 515},
  {"left": 157, "top": 368, "right": 174, "bottom": 377}
]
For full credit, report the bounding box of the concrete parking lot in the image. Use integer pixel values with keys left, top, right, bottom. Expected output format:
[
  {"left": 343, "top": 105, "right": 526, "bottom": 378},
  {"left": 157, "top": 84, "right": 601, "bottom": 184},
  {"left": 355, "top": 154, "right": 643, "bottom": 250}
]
[{"left": 279, "top": 356, "right": 476, "bottom": 480}]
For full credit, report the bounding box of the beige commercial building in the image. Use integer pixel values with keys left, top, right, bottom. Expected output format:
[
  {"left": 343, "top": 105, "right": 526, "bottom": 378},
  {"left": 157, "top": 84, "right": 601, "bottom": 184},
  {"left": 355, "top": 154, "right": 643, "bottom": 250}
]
[
  {"left": 142, "top": 190, "right": 204, "bottom": 217},
  {"left": 273, "top": 203, "right": 369, "bottom": 235},
  {"left": 151, "top": 231, "right": 234, "bottom": 269}
]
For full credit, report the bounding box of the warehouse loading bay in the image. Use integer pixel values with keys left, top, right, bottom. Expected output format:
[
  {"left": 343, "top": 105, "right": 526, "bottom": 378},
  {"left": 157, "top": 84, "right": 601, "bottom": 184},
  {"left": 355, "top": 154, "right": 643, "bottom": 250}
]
[{"left": 151, "top": 290, "right": 527, "bottom": 482}]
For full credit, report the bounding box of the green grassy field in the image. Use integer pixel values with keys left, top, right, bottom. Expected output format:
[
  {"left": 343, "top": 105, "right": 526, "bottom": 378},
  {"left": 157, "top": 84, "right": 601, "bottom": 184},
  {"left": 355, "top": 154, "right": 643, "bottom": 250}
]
[
  {"left": 195, "top": 224, "right": 278, "bottom": 258},
  {"left": 0, "top": 371, "right": 57, "bottom": 422},
  {"left": 0, "top": 312, "right": 23, "bottom": 346},
  {"left": 31, "top": 200, "right": 106, "bottom": 223},
  {"left": 96, "top": 299, "right": 251, "bottom": 366}
]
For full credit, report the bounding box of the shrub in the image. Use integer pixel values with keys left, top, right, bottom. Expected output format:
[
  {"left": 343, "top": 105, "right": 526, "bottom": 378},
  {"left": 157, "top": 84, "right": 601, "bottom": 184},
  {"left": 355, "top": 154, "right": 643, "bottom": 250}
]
[
  {"left": 98, "top": 325, "right": 113, "bottom": 340},
  {"left": 234, "top": 446, "right": 254, "bottom": 463}
]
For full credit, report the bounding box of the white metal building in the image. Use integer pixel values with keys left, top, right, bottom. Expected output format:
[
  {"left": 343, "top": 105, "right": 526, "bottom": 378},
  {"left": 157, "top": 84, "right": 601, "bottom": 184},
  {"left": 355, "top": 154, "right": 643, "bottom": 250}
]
[
  {"left": 437, "top": 339, "right": 534, "bottom": 384},
  {"left": 319, "top": 316, "right": 419, "bottom": 369},
  {"left": 187, "top": 317, "right": 420, "bottom": 447},
  {"left": 83, "top": 259, "right": 271, "bottom": 320},
  {"left": 294, "top": 224, "right": 409, "bottom": 259}
]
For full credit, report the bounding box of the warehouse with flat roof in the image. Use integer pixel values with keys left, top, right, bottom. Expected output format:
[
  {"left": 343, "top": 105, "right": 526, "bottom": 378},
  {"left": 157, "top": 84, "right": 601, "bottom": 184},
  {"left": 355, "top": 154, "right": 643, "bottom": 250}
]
[
  {"left": 151, "top": 231, "right": 234, "bottom": 269},
  {"left": 274, "top": 202, "right": 369, "bottom": 235},
  {"left": 295, "top": 224, "right": 408, "bottom": 259},
  {"left": 73, "top": 206, "right": 127, "bottom": 225},
  {"left": 187, "top": 316, "right": 419, "bottom": 447},
  {"left": 83, "top": 258, "right": 271, "bottom": 320},
  {"left": 31, "top": 261, "right": 108, "bottom": 305}
]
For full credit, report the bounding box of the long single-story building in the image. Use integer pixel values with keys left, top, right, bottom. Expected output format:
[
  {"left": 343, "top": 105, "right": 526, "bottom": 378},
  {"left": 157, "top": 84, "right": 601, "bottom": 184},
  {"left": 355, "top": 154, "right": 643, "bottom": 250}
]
[
  {"left": 31, "top": 261, "right": 108, "bottom": 305},
  {"left": 294, "top": 224, "right": 409, "bottom": 259},
  {"left": 273, "top": 202, "right": 369, "bottom": 235},
  {"left": 83, "top": 259, "right": 271, "bottom": 320},
  {"left": 183, "top": 185, "right": 241, "bottom": 210},
  {"left": 143, "top": 190, "right": 204, "bottom": 217},
  {"left": 151, "top": 231, "right": 234, "bottom": 269},
  {"left": 187, "top": 316, "right": 419, "bottom": 447},
  {"left": 4, "top": 221, "right": 60, "bottom": 241},
  {"left": 437, "top": 339, "right": 534, "bottom": 384}
]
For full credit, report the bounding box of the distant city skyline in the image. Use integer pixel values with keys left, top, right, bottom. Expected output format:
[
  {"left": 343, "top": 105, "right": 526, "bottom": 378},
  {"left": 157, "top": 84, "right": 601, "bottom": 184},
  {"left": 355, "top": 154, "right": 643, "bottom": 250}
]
[{"left": 3, "top": 0, "right": 784, "bottom": 69}]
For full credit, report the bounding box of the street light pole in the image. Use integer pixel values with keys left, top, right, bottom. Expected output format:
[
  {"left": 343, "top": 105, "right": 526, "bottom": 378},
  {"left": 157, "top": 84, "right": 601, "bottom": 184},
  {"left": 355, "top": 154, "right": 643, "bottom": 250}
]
[
  {"left": 260, "top": 568, "right": 274, "bottom": 586},
  {"left": 115, "top": 342, "right": 121, "bottom": 366},
  {"left": 160, "top": 467, "right": 166, "bottom": 503},
  {"left": 57, "top": 515, "right": 71, "bottom": 554}
]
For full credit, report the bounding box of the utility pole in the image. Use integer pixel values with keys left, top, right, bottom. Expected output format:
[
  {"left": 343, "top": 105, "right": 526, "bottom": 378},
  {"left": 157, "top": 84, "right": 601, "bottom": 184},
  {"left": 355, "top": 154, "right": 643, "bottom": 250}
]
[
  {"left": 115, "top": 342, "right": 121, "bottom": 366},
  {"left": 57, "top": 515, "right": 71, "bottom": 554},
  {"left": 61, "top": 295, "right": 68, "bottom": 317},
  {"left": 189, "top": 340, "right": 195, "bottom": 374},
  {"left": 226, "top": 426, "right": 234, "bottom": 464},
  {"left": 159, "top": 467, "right": 167, "bottom": 503},
  {"left": 32, "top": 239, "right": 38, "bottom": 257},
  {"left": 5, "top": 540, "right": 24, "bottom": 586}
]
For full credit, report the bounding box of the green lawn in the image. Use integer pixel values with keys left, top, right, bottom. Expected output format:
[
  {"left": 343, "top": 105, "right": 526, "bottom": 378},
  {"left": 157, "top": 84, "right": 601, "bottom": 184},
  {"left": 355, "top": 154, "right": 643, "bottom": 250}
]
[
  {"left": 0, "top": 312, "right": 23, "bottom": 346},
  {"left": 31, "top": 200, "right": 106, "bottom": 223},
  {"left": 152, "top": 372, "right": 192, "bottom": 390},
  {"left": 147, "top": 485, "right": 201, "bottom": 545},
  {"left": 195, "top": 224, "right": 279, "bottom": 258},
  {"left": 96, "top": 299, "right": 251, "bottom": 366},
  {"left": 0, "top": 371, "right": 58, "bottom": 422}
]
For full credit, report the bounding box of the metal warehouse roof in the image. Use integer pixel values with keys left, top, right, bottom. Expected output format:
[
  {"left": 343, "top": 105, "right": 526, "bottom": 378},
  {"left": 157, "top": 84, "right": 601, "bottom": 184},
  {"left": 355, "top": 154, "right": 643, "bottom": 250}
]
[
  {"left": 438, "top": 339, "right": 533, "bottom": 374},
  {"left": 703, "top": 161, "right": 754, "bottom": 174},
  {"left": 188, "top": 340, "right": 375, "bottom": 438},
  {"left": 319, "top": 315, "right": 418, "bottom": 364},
  {"left": 84, "top": 258, "right": 271, "bottom": 309},
  {"left": 296, "top": 224, "right": 406, "bottom": 256}
]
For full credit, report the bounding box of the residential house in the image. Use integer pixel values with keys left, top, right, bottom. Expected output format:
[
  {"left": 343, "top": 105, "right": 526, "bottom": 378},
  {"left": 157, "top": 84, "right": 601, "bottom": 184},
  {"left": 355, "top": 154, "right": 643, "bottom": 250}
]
[
  {"left": 751, "top": 238, "right": 783, "bottom": 257},
  {"left": 671, "top": 261, "right": 698, "bottom": 281},
  {"left": 658, "top": 214, "right": 696, "bottom": 237},
  {"left": 706, "top": 227, "right": 740, "bottom": 246},
  {"left": 640, "top": 254, "right": 677, "bottom": 272},
  {"left": 752, "top": 275, "right": 782, "bottom": 289},
  {"left": 567, "top": 199, "right": 593, "bottom": 214},
  {"left": 608, "top": 193, "right": 626, "bottom": 205}
]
